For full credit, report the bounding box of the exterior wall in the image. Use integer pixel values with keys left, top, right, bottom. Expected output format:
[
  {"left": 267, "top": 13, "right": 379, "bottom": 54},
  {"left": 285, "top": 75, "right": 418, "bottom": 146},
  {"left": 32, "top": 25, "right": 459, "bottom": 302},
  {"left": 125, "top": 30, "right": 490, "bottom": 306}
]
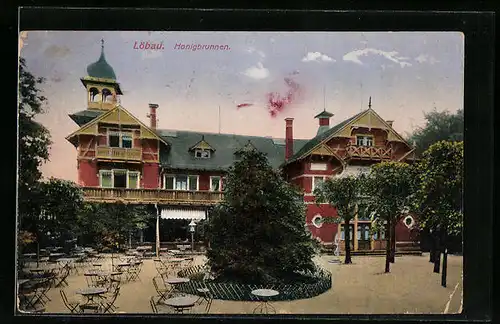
[
  {"left": 391, "top": 142, "right": 410, "bottom": 161},
  {"left": 198, "top": 171, "right": 225, "bottom": 191},
  {"left": 142, "top": 163, "right": 159, "bottom": 189},
  {"left": 78, "top": 135, "right": 96, "bottom": 158},
  {"left": 142, "top": 139, "right": 159, "bottom": 162},
  {"left": 325, "top": 137, "right": 351, "bottom": 158},
  {"left": 78, "top": 160, "right": 99, "bottom": 186},
  {"left": 305, "top": 203, "right": 339, "bottom": 243}
]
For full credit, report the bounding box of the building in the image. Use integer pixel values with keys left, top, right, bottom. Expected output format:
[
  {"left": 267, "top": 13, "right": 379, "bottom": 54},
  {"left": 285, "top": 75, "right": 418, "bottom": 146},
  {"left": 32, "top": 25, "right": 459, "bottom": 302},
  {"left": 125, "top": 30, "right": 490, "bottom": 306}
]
[{"left": 66, "top": 42, "right": 420, "bottom": 252}]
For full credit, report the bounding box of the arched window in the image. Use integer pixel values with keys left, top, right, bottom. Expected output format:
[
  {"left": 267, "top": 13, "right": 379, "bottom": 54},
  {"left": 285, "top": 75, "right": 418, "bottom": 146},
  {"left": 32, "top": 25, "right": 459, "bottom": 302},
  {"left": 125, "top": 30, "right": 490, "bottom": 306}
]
[
  {"left": 102, "top": 88, "right": 112, "bottom": 103},
  {"left": 404, "top": 215, "right": 415, "bottom": 228},
  {"left": 89, "top": 87, "right": 99, "bottom": 102}
]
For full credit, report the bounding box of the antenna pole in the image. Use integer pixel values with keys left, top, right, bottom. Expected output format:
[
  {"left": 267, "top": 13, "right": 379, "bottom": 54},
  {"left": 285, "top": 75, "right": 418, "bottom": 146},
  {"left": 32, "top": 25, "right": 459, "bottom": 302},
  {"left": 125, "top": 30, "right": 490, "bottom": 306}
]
[
  {"left": 323, "top": 85, "right": 326, "bottom": 111},
  {"left": 218, "top": 105, "right": 221, "bottom": 134}
]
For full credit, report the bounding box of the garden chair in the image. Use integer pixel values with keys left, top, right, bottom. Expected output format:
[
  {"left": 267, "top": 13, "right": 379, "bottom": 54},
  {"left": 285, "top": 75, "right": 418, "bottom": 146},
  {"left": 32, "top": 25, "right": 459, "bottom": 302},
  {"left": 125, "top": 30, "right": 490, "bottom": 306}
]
[
  {"left": 196, "top": 271, "right": 214, "bottom": 313},
  {"left": 150, "top": 296, "right": 158, "bottom": 313},
  {"left": 60, "top": 289, "right": 81, "bottom": 313},
  {"left": 54, "top": 267, "right": 70, "bottom": 287},
  {"left": 101, "top": 286, "right": 121, "bottom": 314},
  {"left": 152, "top": 276, "right": 169, "bottom": 304}
]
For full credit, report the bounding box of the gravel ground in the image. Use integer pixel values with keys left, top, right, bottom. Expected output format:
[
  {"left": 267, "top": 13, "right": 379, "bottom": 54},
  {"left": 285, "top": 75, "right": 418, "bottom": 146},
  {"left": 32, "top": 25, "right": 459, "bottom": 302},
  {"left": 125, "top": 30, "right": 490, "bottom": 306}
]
[{"left": 28, "top": 253, "right": 462, "bottom": 315}]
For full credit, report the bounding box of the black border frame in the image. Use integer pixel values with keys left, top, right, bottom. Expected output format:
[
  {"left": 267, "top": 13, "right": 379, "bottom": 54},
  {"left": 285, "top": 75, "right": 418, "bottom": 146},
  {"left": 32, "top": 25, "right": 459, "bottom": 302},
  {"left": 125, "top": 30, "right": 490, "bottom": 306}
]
[{"left": 7, "top": 6, "right": 495, "bottom": 324}]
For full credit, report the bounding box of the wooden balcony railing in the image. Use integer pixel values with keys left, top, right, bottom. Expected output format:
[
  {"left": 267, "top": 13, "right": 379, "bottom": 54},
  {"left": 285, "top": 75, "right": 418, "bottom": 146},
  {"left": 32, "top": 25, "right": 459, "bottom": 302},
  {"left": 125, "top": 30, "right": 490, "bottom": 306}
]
[
  {"left": 96, "top": 146, "right": 142, "bottom": 161},
  {"left": 81, "top": 187, "right": 224, "bottom": 205},
  {"left": 346, "top": 145, "right": 392, "bottom": 160}
]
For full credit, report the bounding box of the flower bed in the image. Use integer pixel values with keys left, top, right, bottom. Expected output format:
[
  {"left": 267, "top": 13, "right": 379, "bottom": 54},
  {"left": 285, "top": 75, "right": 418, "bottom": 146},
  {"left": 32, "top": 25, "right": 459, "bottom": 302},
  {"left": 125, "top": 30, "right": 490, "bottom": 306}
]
[{"left": 176, "top": 265, "right": 332, "bottom": 301}]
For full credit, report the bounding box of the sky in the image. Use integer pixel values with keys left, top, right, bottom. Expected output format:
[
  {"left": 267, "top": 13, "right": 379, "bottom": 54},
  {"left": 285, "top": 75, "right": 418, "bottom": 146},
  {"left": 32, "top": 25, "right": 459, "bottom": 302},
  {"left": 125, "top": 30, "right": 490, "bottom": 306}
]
[{"left": 18, "top": 31, "right": 464, "bottom": 182}]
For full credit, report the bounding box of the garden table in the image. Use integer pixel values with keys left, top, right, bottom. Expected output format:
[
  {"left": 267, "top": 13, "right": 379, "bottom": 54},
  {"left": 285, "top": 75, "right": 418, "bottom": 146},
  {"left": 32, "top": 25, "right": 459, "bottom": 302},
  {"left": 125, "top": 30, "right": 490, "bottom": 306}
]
[
  {"left": 165, "top": 278, "right": 190, "bottom": 297},
  {"left": 162, "top": 296, "right": 197, "bottom": 314},
  {"left": 76, "top": 287, "right": 107, "bottom": 305},
  {"left": 251, "top": 289, "right": 279, "bottom": 314}
]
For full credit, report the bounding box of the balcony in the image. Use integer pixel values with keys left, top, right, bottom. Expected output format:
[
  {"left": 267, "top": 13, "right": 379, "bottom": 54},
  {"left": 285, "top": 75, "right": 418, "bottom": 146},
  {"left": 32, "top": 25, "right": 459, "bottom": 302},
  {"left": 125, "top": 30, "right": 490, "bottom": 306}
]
[
  {"left": 81, "top": 187, "right": 224, "bottom": 206},
  {"left": 96, "top": 146, "right": 142, "bottom": 162},
  {"left": 346, "top": 145, "right": 392, "bottom": 160}
]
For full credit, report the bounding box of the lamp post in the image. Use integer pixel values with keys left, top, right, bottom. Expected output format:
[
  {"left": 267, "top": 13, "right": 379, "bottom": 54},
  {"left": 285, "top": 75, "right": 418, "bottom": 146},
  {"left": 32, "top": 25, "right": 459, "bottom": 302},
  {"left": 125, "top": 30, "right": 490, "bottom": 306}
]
[{"left": 188, "top": 220, "right": 196, "bottom": 254}]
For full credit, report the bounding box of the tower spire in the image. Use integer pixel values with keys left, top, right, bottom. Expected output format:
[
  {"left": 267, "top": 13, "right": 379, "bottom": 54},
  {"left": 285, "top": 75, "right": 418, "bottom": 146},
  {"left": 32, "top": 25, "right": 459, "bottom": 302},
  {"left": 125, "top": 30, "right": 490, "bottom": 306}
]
[{"left": 368, "top": 96, "right": 372, "bottom": 109}]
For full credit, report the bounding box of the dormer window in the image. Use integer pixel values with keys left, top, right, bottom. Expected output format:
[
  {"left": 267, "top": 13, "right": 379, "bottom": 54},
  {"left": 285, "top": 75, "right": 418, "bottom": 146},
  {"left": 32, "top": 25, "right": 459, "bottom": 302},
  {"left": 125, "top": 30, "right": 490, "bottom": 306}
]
[
  {"left": 108, "top": 131, "right": 133, "bottom": 148},
  {"left": 356, "top": 135, "right": 373, "bottom": 147},
  {"left": 189, "top": 135, "right": 215, "bottom": 159},
  {"left": 195, "top": 149, "right": 211, "bottom": 159}
]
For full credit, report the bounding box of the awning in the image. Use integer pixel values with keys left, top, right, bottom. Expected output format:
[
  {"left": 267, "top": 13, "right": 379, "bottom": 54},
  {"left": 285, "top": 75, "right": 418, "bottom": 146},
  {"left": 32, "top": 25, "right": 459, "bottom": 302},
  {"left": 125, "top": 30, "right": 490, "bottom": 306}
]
[
  {"left": 160, "top": 208, "right": 206, "bottom": 220},
  {"left": 337, "top": 165, "right": 371, "bottom": 178}
]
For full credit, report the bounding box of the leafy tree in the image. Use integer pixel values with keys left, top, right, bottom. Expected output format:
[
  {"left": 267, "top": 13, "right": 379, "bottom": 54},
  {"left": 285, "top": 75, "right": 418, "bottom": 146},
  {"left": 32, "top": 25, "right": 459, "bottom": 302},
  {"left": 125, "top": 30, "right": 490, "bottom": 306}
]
[
  {"left": 37, "top": 178, "right": 84, "bottom": 251},
  {"left": 408, "top": 109, "right": 463, "bottom": 156},
  {"left": 205, "top": 149, "right": 318, "bottom": 284},
  {"left": 77, "top": 202, "right": 154, "bottom": 250},
  {"left": 364, "top": 162, "right": 414, "bottom": 273},
  {"left": 314, "top": 175, "right": 366, "bottom": 264},
  {"left": 412, "top": 141, "right": 463, "bottom": 287},
  {"left": 18, "top": 57, "right": 52, "bottom": 228}
]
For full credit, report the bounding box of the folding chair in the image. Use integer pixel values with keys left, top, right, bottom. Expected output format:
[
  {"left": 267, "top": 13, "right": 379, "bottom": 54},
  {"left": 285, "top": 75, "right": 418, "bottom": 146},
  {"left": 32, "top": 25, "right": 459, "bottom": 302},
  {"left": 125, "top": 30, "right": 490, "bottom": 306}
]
[
  {"left": 101, "top": 286, "right": 120, "bottom": 314},
  {"left": 60, "top": 289, "right": 81, "bottom": 313},
  {"left": 150, "top": 296, "right": 158, "bottom": 314},
  {"left": 196, "top": 272, "right": 214, "bottom": 313},
  {"left": 54, "top": 268, "right": 70, "bottom": 287},
  {"left": 152, "top": 276, "right": 169, "bottom": 304}
]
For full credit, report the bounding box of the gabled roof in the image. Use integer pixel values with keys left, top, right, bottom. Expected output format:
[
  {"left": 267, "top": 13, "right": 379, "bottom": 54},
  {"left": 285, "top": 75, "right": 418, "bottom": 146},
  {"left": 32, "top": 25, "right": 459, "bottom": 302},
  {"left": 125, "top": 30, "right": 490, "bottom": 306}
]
[
  {"left": 285, "top": 110, "right": 366, "bottom": 164},
  {"left": 189, "top": 136, "right": 216, "bottom": 152},
  {"left": 285, "top": 108, "right": 412, "bottom": 165},
  {"left": 65, "top": 105, "right": 169, "bottom": 147},
  {"left": 157, "top": 129, "right": 308, "bottom": 171},
  {"left": 68, "top": 109, "right": 106, "bottom": 126}
]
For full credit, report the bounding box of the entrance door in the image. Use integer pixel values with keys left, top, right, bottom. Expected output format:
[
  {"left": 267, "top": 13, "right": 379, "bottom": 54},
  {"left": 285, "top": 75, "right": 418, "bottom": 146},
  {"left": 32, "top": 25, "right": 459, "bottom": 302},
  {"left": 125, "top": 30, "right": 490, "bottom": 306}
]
[
  {"left": 357, "top": 223, "right": 371, "bottom": 250},
  {"left": 114, "top": 171, "right": 127, "bottom": 188},
  {"left": 341, "top": 224, "right": 354, "bottom": 250}
]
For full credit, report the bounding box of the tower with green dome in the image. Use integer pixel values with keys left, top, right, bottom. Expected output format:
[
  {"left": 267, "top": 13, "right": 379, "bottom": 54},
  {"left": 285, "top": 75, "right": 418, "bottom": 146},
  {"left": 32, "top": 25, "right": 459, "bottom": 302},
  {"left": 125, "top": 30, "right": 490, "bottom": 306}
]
[{"left": 79, "top": 39, "right": 123, "bottom": 113}]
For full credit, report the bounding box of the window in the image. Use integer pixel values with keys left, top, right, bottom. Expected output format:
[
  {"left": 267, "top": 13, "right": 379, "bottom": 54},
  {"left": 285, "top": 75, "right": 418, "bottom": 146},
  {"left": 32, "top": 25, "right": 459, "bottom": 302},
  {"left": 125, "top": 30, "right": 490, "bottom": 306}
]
[
  {"left": 341, "top": 224, "right": 353, "bottom": 240},
  {"left": 122, "top": 135, "right": 133, "bottom": 148},
  {"left": 164, "top": 175, "right": 199, "bottom": 191},
  {"left": 195, "top": 149, "right": 211, "bottom": 159},
  {"left": 188, "top": 175, "right": 198, "bottom": 191},
  {"left": 356, "top": 135, "right": 374, "bottom": 147},
  {"left": 175, "top": 175, "right": 188, "bottom": 190},
  {"left": 100, "top": 170, "right": 112, "bottom": 188},
  {"left": 312, "top": 176, "right": 325, "bottom": 191},
  {"left": 89, "top": 87, "right": 99, "bottom": 102},
  {"left": 210, "top": 176, "right": 221, "bottom": 191},
  {"left": 128, "top": 172, "right": 139, "bottom": 189},
  {"left": 102, "top": 88, "right": 112, "bottom": 103},
  {"left": 99, "top": 170, "right": 140, "bottom": 189},
  {"left": 165, "top": 176, "right": 174, "bottom": 190},
  {"left": 108, "top": 132, "right": 134, "bottom": 148},
  {"left": 310, "top": 163, "right": 327, "bottom": 171},
  {"left": 312, "top": 215, "right": 323, "bottom": 228},
  {"left": 109, "top": 133, "right": 120, "bottom": 148}
]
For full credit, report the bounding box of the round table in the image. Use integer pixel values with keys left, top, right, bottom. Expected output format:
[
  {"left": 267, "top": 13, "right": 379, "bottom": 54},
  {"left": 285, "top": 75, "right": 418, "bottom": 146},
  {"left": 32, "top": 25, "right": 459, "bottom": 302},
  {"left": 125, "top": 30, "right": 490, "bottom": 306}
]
[
  {"left": 165, "top": 278, "right": 190, "bottom": 297},
  {"left": 251, "top": 289, "right": 279, "bottom": 314},
  {"left": 162, "top": 296, "right": 197, "bottom": 314},
  {"left": 76, "top": 287, "right": 107, "bottom": 305}
]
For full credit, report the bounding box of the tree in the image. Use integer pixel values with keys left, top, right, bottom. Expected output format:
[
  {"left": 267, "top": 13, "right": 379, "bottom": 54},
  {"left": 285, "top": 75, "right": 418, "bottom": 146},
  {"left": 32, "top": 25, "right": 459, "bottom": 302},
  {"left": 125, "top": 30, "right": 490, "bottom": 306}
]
[
  {"left": 364, "top": 162, "right": 414, "bottom": 273},
  {"left": 205, "top": 149, "right": 318, "bottom": 284},
  {"left": 408, "top": 109, "right": 463, "bottom": 156},
  {"left": 37, "top": 178, "right": 84, "bottom": 251},
  {"left": 412, "top": 141, "right": 463, "bottom": 287},
  {"left": 77, "top": 202, "right": 154, "bottom": 250},
  {"left": 18, "top": 57, "right": 52, "bottom": 228},
  {"left": 314, "top": 175, "right": 366, "bottom": 264}
]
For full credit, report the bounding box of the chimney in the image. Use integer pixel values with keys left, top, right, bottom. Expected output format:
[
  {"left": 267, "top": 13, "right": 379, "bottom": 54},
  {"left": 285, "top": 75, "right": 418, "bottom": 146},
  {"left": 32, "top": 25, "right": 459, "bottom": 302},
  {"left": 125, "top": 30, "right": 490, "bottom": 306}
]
[
  {"left": 148, "top": 103, "right": 159, "bottom": 129},
  {"left": 285, "top": 118, "right": 294, "bottom": 160},
  {"left": 386, "top": 120, "right": 394, "bottom": 127}
]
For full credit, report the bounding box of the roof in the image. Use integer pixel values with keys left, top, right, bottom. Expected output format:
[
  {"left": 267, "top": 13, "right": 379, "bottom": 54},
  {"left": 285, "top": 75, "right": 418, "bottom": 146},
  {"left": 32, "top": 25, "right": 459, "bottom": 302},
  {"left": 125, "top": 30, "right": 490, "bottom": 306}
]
[
  {"left": 68, "top": 109, "right": 105, "bottom": 126},
  {"left": 86, "top": 44, "right": 117, "bottom": 80},
  {"left": 316, "top": 125, "right": 330, "bottom": 136},
  {"left": 157, "top": 129, "right": 309, "bottom": 171},
  {"left": 285, "top": 109, "right": 368, "bottom": 164},
  {"left": 314, "top": 110, "right": 334, "bottom": 119}
]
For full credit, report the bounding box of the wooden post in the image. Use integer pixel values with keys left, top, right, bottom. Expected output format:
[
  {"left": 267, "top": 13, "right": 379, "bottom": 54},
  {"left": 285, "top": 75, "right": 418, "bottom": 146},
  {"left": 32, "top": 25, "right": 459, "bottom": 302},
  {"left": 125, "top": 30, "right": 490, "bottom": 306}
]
[{"left": 353, "top": 205, "right": 359, "bottom": 251}]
